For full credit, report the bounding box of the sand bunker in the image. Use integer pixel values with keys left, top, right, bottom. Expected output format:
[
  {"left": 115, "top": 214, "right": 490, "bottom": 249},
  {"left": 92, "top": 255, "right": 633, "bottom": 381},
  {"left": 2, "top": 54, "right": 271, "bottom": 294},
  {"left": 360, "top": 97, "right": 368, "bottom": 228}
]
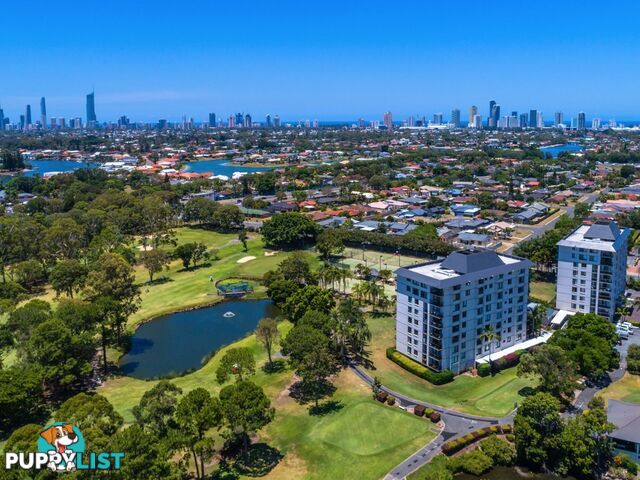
[{"left": 237, "top": 256, "right": 257, "bottom": 264}]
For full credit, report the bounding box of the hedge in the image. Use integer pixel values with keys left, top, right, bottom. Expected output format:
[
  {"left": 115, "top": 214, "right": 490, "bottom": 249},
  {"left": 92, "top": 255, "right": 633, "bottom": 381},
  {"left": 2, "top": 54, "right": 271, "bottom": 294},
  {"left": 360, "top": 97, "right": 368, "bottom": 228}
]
[
  {"left": 376, "top": 391, "right": 388, "bottom": 403},
  {"left": 414, "top": 404, "right": 426, "bottom": 417},
  {"left": 477, "top": 363, "right": 491, "bottom": 377},
  {"left": 441, "top": 425, "right": 511, "bottom": 456},
  {"left": 386, "top": 348, "right": 454, "bottom": 385}
]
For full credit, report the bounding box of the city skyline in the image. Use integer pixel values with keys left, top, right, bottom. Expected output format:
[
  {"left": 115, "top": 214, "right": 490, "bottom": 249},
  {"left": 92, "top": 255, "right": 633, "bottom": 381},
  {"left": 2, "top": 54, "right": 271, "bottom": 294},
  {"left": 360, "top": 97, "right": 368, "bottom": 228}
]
[{"left": 2, "top": 0, "right": 640, "bottom": 120}]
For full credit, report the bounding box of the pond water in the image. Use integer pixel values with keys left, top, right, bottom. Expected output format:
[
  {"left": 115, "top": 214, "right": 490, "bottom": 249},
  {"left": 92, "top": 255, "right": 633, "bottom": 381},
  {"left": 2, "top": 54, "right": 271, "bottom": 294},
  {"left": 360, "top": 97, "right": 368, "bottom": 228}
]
[
  {"left": 184, "top": 159, "right": 279, "bottom": 177},
  {"left": 24, "top": 160, "right": 99, "bottom": 176},
  {"left": 456, "top": 466, "right": 575, "bottom": 480},
  {"left": 539, "top": 143, "right": 583, "bottom": 158},
  {"left": 119, "top": 299, "right": 278, "bottom": 379}
]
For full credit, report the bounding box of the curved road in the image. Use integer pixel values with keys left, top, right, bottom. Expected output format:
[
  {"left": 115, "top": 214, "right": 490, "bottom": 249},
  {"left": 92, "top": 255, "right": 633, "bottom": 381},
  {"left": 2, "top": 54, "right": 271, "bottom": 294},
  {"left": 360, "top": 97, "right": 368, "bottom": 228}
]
[{"left": 349, "top": 364, "right": 513, "bottom": 479}]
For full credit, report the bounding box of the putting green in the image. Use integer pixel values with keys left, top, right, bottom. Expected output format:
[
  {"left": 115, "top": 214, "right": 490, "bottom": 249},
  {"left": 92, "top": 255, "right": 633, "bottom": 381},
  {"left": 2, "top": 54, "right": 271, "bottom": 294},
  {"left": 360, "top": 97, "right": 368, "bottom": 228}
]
[{"left": 309, "top": 401, "right": 429, "bottom": 456}]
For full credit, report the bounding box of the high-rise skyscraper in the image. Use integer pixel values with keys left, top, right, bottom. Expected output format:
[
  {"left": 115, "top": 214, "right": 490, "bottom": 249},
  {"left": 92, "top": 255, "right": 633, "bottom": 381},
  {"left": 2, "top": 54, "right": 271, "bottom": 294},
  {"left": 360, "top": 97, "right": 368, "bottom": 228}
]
[
  {"left": 537, "top": 111, "right": 544, "bottom": 128},
  {"left": 235, "top": 113, "right": 244, "bottom": 127},
  {"left": 577, "top": 112, "right": 586, "bottom": 130},
  {"left": 86, "top": 92, "right": 97, "bottom": 125},
  {"left": 25, "top": 105, "right": 32, "bottom": 127},
  {"left": 244, "top": 113, "right": 252, "bottom": 128},
  {"left": 40, "top": 97, "right": 47, "bottom": 129},
  {"left": 556, "top": 221, "right": 629, "bottom": 320},
  {"left": 432, "top": 113, "right": 443, "bottom": 125},
  {"left": 592, "top": 118, "right": 601, "bottom": 130},
  {"left": 0, "top": 106, "right": 4, "bottom": 131},
  {"left": 529, "top": 109, "right": 537, "bottom": 128},
  {"left": 273, "top": 115, "right": 281, "bottom": 128},
  {"left": 208, "top": 112, "right": 216, "bottom": 128},
  {"left": 519, "top": 113, "right": 528, "bottom": 129},
  {"left": 554, "top": 112, "right": 563, "bottom": 127},
  {"left": 451, "top": 109, "right": 461, "bottom": 128},
  {"left": 266, "top": 114, "right": 272, "bottom": 127},
  {"left": 395, "top": 250, "right": 532, "bottom": 373},
  {"left": 469, "top": 105, "right": 477, "bottom": 125},
  {"left": 228, "top": 115, "right": 235, "bottom": 128},
  {"left": 383, "top": 111, "right": 393, "bottom": 131},
  {"left": 20, "top": 114, "right": 26, "bottom": 130},
  {"left": 488, "top": 100, "right": 496, "bottom": 127}
]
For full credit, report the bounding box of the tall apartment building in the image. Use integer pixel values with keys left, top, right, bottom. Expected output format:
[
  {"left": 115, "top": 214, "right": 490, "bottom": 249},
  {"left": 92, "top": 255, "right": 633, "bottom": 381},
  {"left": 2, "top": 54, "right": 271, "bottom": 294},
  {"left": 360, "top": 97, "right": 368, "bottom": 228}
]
[
  {"left": 395, "top": 250, "right": 532, "bottom": 373},
  {"left": 556, "top": 221, "right": 629, "bottom": 320}
]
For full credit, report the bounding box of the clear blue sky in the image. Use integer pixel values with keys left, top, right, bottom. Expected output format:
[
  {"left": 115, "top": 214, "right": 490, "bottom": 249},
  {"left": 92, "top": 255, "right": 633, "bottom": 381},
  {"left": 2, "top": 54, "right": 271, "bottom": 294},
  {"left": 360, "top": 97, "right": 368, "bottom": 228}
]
[{"left": 2, "top": 0, "right": 640, "bottom": 122}]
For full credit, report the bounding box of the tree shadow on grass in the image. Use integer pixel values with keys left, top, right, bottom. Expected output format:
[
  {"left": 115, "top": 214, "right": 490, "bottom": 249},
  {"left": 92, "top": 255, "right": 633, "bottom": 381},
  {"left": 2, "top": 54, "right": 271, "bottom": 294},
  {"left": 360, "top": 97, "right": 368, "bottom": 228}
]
[
  {"left": 234, "top": 443, "right": 283, "bottom": 477},
  {"left": 309, "top": 400, "right": 344, "bottom": 416},
  {"left": 262, "top": 359, "right": 286, "bottom": 374},
  {"left": 518, "top": 386, "right": 537, "bottom": 397},
  {"left": 145, "top": 276, "right": 174, "bottom": 286}
]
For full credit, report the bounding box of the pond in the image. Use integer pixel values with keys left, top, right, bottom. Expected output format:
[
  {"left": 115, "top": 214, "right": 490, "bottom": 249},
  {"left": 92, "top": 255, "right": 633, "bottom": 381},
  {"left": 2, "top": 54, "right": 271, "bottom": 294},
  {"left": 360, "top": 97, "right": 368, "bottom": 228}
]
[
  {"left": 24, "top": 159, "right": 99, "bottom": 176},
  {"left": 184, "top": 159, "right": 279, "bottom": 177},
  {"left": 119, "top": 299, "right": 278, "bottom": 379},
  {"left": 456, "top": 466, "right": 575, "bottom": 480},
  {"left": 539, "top": 143, "right": 583, "bottom": 158}
]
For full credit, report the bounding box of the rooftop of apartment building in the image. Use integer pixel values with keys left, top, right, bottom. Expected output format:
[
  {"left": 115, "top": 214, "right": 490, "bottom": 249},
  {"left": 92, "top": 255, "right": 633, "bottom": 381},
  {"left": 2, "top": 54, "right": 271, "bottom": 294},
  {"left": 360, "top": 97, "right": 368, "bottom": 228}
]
[
  {"left": 557, "top": 221, "right": 629, "bottom": 252},
  {"left": 397, "top": 249, "right": 532, "bottom": 285}
]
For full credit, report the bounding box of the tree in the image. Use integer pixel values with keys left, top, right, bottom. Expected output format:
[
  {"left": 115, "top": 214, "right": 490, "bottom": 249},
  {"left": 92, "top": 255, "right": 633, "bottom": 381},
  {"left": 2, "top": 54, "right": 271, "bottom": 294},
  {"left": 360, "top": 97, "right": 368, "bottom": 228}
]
[
  {"left": 548, "top": 313, "right": 618, "bottom": 380},
  {"left": 54, "top": 393, "right": 124, "bottom": 437},
  {"left": 133, "top": 380, "right": 183, "bottom": 438},
  {"left": 0, "top": 367, "right": 46, "bottom": 435},
  {"left": 266, "top": 278, "right": 299, "bottom": 307},
  {"left": 480, "top": 435, "right": 516, "bottom": 466},
  {"left": 219, "top": 380, "right": 275, "bottom": 453},
  {"left": 84, "top": 252, "right": 140, "bottom": 356},
  {"left": 283, "top": 286, "right": 335, "bottom": 323},
  {"left": 557, "top": 397, "right": 614, "bottom": 478},
  {"left": 527, "top": 303, "right": 546, "bottom": 337},
  {"left": 0, "top": 149, "right": 25, "bottom": 170},
  {"left": 518, "top": 344, "right": 579, "bottom": 399},
  {"left": 24, "top": 318, "right": 95, "bottom": 394},
  {"left": 12, "top": 260, "right": 46, "bottom": 290},
  {"left": 50, "top": 259, "right": 89, "bottom": 297},
  {"left": 331, "top": 298, "right": 370, "bottom": 361},
  {"left": 256, "top": 318, "right": 279, "bottom": 366},
  {"left": 183, "top": 197, "right": 217, "bottom": 224},
  {"left": 174, "top": 242, "right": 208, "bottom": 269},
  {"left": 252, "top": 171, "right": 278, "bottom": 195},
  {"left": 293, "top": 342, "right": 338, "bottom": 410},
  {"left": 315, "top": 230, "right": 345, "bottom": 259},
  {"left": 109, "top": 424, "right": 181, "bottom": 480},
  {"left": 140, "top": 249, "right": 170, "bottom": 283},
  {"left": 239, "top": 229, "right": 249, "bottom": 251},
  {"left": 216, "top": 347, "right": 256, "bottom": 383},
  {"left": 261, "top": 212, "right": 320, "bottom": 248},
  {"left": 6, "top": 299, "right": 51, "bottom": 344},
  {"left": 5, "top": 423, "right": 40, "bottom": 453},
  {"left": 514, "top": 392, "right": 563, "bottom": 469},
  {"left": 42, "top": 217, "right": 86, "bottom": 260},
  {"left": 281, "top": 324, "right": 331, "bottom": 367},
  {"left": 277, "top": 252, "right": 314, "bottom": 284},
  {"left": 212, "top": 204, "right": 244, "bottom": 231},
  {"left": 175, "top": 388, "right": 222, "bottom": 480},
  {"left": 479, "top": 326, "right": 501, "bottom": 365}
]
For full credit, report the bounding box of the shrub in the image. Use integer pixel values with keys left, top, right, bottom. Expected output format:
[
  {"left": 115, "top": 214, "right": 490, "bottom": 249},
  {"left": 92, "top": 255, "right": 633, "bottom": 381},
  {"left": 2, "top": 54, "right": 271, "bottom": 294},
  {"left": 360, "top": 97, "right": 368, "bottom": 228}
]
[
  {"left": 425, "top": 407, "right": 434, "bottom": 416},
  {"left": 376, "top": 391, "right": 388, "bottom": 403},
  {"left": 441, "top": 425, "right": 512, "bottom": 455},
  {"left": 449, "top": 450, "right": 493, "bottom": 476},
  {"left": 627, "top": 345, "right": 640, "bottom": 374},
  {"left": 386, "top": 348, "right": 454, "bottom": 385},
  {"left": 430, "top": 412, "right": 441, "bottom": 423},
  {"left": 613, "top": 454, "right": 638, "bottom": 475},
  {"left": 477, "top": 363, "right": 491, "bottom": 377},
  {"left": 480, "top": 435, "right": 516, "bottom": 466},
  {"left": 414, "top": 404, "right": 426, "bottom": 417},
  {"left": 500, "top": 424, "right": 512, "bottom": 434},
  {"left": 386, "top": 395, "right": 396, "bottom": 406}
]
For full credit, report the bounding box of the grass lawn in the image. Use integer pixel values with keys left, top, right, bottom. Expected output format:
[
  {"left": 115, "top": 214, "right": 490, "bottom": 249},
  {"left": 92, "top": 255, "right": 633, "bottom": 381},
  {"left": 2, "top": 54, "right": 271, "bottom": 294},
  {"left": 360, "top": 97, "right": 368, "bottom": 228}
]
[
  {"left": 598, "top": 373, "right": 640, "bottom": 404},
  {"left": 529, "top": 280, "right": 556, "bottom": 304},
  {"left": 99, "top": 322, "right": 437, "bottom": 480},
  {"left": 260, "top": 371, "right": 438, "bottom": 480},
  {"left": 365, "top": 315, "right": 534, "bottom": 418}
]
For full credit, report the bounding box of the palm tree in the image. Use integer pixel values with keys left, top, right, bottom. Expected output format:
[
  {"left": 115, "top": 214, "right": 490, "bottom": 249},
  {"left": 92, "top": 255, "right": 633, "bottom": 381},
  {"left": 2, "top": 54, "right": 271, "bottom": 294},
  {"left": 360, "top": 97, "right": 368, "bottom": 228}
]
[
  {"left": 479, "top": 326, "right": 501, "bottom": 366},
  {"left": 616, "top": 304, "right": 630, "bottom": 323},
  {"left": 352, "top": 281, "right": 368, "bottom": 305}
]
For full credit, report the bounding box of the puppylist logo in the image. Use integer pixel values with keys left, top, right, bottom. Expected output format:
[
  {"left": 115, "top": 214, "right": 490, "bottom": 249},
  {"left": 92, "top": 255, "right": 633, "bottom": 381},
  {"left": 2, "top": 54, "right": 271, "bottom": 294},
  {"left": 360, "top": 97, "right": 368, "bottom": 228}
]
[{"left": 4, "top": 422, "right": 124, "bottom": 472}]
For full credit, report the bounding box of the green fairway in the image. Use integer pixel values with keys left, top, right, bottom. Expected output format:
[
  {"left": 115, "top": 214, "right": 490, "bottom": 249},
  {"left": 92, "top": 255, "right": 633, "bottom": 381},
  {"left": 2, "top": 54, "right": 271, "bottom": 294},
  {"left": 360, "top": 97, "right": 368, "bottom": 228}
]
[
  {"left": 261, "top": 372, "right": 437, "bottom": 480},
  {"left": 99, "top": 323, "right": 437, "bottom": 480},
  {"left": 529, "top": 280, "right": 556, "bottom": 304},
  {"left": 365, "top": 315, "right": 534, "bottom": 418},
  {"left": 599, "top": 373, "right": 640, "bottom": 404},
  {"left": 129, "top": 227, "right": 318, "bottom": 325}
]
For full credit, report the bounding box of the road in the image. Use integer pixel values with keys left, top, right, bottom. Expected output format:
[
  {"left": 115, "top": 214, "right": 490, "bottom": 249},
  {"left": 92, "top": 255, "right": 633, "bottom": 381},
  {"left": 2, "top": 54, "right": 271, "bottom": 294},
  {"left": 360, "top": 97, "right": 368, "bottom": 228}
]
[
  {"left": 503, "top": 190, "right": 603, "bottom": 255},
  {"left": 349, "top": 364, "right": 512, "bottom": 480}
]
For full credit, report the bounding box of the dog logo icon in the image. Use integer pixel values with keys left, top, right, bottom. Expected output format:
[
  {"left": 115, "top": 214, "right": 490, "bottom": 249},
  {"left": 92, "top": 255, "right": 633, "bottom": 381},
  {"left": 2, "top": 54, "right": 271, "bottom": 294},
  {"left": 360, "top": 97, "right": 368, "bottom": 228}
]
[{"left": 37, "top": 422, "right": 85, "bottom": 472}]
